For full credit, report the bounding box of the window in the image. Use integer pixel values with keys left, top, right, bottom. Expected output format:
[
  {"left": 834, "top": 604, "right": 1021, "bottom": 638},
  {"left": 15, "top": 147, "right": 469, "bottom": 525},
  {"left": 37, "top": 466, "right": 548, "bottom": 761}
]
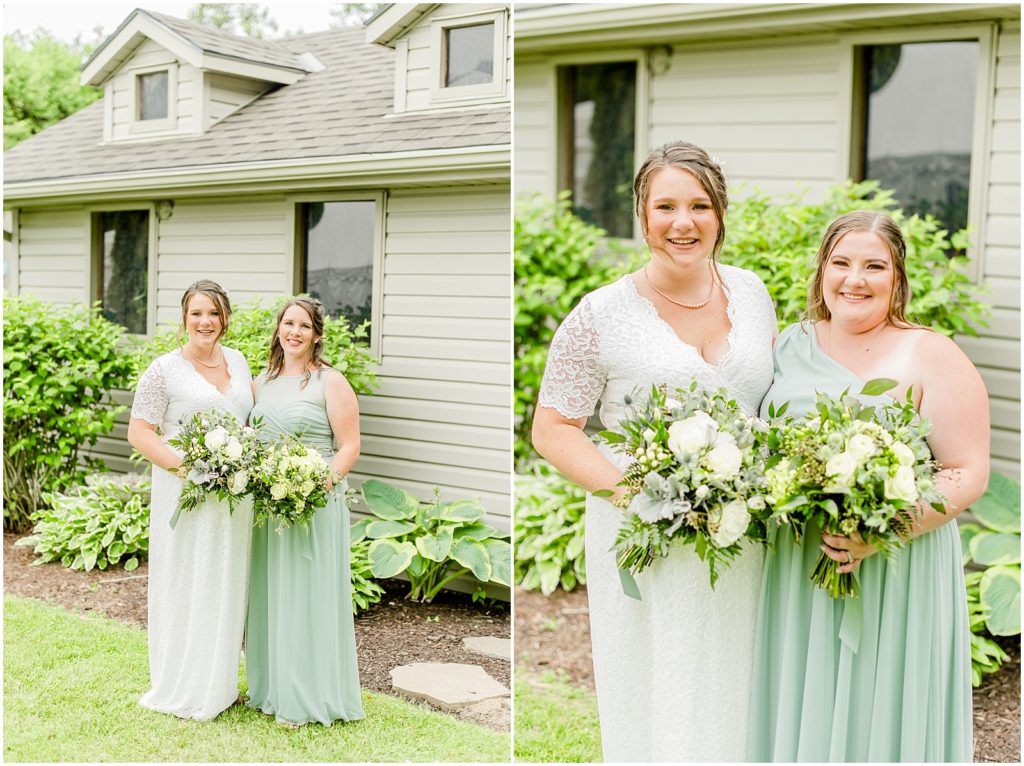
[
  {"left": 854, "top": 41, "right": 979, "bottom": 238},
  {"left": 445, "top": 23, "right": 494, "bottom": 87},
  {"left": 297, "top": 201, "right": 377, "bottom": 338},
  {"left": 558, "top": 61, "right": 637, "bottom": 239},
  {"left": 94, "top": 211, "right": 150, "bottom": 335},
  {"left": 429, "top": 10, "right": 507, "bottom": 104},
  {"left": 137, "top": 71, "right": 168, "bottom": 121}
]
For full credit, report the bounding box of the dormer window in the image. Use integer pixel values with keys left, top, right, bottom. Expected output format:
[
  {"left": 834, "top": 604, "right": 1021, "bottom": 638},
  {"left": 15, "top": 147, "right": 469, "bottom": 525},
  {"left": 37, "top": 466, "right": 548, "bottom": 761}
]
[
  {"left": 430, "top": 9, "right": 507, "bottom": 105},
  {"left": 138, "top": 71, "right": 168, "bottom": 120},
  {"left": 128, "top": 63, "right": 178, "bottom": 134}
]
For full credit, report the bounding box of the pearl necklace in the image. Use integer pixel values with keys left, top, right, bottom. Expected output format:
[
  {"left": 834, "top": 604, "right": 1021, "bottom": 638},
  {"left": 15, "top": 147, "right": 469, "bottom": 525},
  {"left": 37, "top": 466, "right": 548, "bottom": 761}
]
[
  {"left": 642, "top": 263, "right": 715, "bottom": 309},
  {"left": 183, "top": 343, "right": 224, "bottom": 369}
]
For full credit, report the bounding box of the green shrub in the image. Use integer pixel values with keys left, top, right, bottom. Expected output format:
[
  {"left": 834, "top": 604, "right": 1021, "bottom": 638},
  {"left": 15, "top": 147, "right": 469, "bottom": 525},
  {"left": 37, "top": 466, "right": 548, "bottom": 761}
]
[
  {"left": 514, "top": 461, "right": 587, "bottom": 595},
  {"left": 725, "top": 180, "right": 990, "bottom": 336},
  {"left": 135, "top": 294, "right": 378, "bottom": 395},
  {"left": 350, "top": 538, "right": 385, "bottom": 614},
  {"left": 514, "top": 192, "right": 644, "bottom": 467},
  {"left": 16, "top": 473, "right": 150, "bottom": 571},
  {"left": 3, "top": 295, "right": 137, "bottom": 531},
  {"left": 353, "top": 479, "right": 511, "bottom": 602}
]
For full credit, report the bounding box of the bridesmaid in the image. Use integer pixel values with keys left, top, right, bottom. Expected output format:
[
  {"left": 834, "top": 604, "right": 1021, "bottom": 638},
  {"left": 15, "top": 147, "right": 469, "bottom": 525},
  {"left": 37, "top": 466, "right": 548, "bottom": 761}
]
[
  {"left": 748, "top": 211, "right": 989, "bottom": 761},
  {"left": 128, "top": 279, "right": 254, "bottom": 719},
  {"left": 245, "top": 297, "right": 365, "bottom": 726}
]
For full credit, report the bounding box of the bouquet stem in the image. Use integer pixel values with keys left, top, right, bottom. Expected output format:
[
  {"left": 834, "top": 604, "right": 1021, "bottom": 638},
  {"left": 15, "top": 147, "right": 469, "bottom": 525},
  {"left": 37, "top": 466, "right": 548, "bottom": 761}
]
[
  {"left": 809, "top": 551, "right": 859, "bottom": 599},
  {"left": 616, "top": 543, "right": 653, "bottom": 575}
]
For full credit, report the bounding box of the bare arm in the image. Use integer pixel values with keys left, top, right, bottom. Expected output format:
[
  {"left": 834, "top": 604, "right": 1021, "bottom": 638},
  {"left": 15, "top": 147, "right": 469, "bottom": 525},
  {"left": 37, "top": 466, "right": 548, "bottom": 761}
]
[
  {"left": 532, "top": 405, "right": 626, "bottom": 503},
  {"left": 127, "top": 418, "right": 182, "bottom": 472},
  {"left": 324, "top": 370, "right": 360, "bottom": 484}
]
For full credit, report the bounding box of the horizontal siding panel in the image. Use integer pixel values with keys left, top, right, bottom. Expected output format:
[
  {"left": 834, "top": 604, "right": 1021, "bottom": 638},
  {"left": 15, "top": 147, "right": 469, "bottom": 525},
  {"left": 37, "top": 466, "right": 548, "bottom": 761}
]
[
  {"left": 362, "top": 435, "right": 509, "bottom": 473},
  {"left": 979, "top": 366, "right": 1020, "bottom": 400},
  {"left": 990, "top": 398, "right": 1020, "bottom": 433},
  {"left": 992, "top": 88, "right": 1021, "bottom": 121},
  {"left": 19, "top": 269, "right": 83, "bottom": 288},
  {"left": 374, "top": 377, "right": 507, "bottom": 406},
  {"left": 991, "top": 428, "right": 1020, "bottom": 463},
  {"left": 385, "top": 253, "right": 509, "bottom": 275},
  {"left": 387, "top": 192, "right": 508, "bottom": 214},
  {"left": 991, "top": 121, "right": 1022, "bottom": 151},
  {"left": 984, "top": 247, "right": 1020, "bottom": 278},
  {"left": 361, "top": 415, "right": 508, "bottom": 450},
  {"left": 991, "top": 457, "right": 1020, "bottom": 480},
  {"left": 157, "top": 289, "right": 281, "bottom": 313},
  {"left": 384, "top": 316, "right": 508, "bottom": 341},
  {"left": 351, "top": 454, "right": 508, "bottom": 494},
  {"left": 13, "top": 252, "right": 82, "bottom": 269},
  {"left": 995, "top": 60, "right": 1021, "bottom": 89},
  {"left": 165, "top": 202, "right": 285, "bottom": 221},
  {"left": 985, "top": 215, "right": 1020, "bottom": 248},
  {"left": 160, "top": 253, "right": 284, "bottom": 273},
  {"left": 158, "top": 235, "right": 287, "bottom": 256},
  {"left": 958, "top": 335, "right": 1020, "bottom": 370},
  {"left": 984, "top": 276, "right": 1021, "bottom": 308},
  {"left": 382, "top": 336, "right": 509, "bottom": 363},
  {"left": 376, "top": 356, "right": 506, "bottom": 385},
  {"left": 652, "top": 94, "right": 837, "bottom": 126},
  {"left": 987, "top": 185, "right": 1021, "bottom": 216},
  {"left": 988, "top": 152, "right": 1020, "bottom": 184},
  {"left": 971, "top": 308, "right": 1020, "bottom": 340},
  {"left": 386, "top": 209, "right": 508, "bottom": 233},
  {"left": 383, "top": 295, "right": 509, "bottom": 318},
  {"left": 159, "top": 272, "right": 284, "bottom": 292},
  {"left": 705, "top": 150, "right": 838, "bottom": 181},
  {"left": 386, "top": 231, "right": 508, "bottom": 254},
  {"left": 347, "top": 475, "right": 510, "bottom": 527},
  {"left": 362, "top": 395, "right": 504, "bottom": 428},
  {"left": 18, "top": 286, "right": 83, "bottom": 305},
  {"left": 649, "top": 121, "right": 835, "bottom": 152},
  {"left": 384, "top": 274, "right": 508, "bottom": 297}
]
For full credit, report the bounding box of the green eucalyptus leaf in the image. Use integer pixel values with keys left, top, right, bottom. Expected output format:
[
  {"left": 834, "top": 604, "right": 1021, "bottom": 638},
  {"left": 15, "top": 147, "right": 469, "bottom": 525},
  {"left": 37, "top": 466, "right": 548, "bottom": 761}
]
[{"left": 860, "top": 378, "right": 898, "bottom": 397}]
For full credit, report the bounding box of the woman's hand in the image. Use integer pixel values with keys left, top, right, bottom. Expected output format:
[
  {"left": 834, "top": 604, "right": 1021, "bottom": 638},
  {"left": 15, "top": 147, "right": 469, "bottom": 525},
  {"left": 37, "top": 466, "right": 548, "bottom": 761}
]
[{"left": 820, "top": 531, "right": 878, "bottom": 574}]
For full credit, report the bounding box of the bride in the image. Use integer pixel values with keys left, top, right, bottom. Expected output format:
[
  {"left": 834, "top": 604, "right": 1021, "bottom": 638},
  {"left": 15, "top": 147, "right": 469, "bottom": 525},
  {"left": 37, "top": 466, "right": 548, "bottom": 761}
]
[{"left": 532, "top": 141, "right": 777, "bottom": 761}]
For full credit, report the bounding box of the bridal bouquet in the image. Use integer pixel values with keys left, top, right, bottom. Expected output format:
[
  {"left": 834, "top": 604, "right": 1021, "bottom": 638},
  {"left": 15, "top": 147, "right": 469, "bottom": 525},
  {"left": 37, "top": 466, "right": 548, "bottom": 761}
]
[
  {"left": 600, "top": 381, "right": 772, "bottom": 587},
  {"left": 169, "top": 410, "right": 260, "bottom": 520},
  {"left": 252, "top": 434, "right": 339, "bottom": 531},
  {"left": 764, "top": 379, "right": 945, "bottom": 598}
]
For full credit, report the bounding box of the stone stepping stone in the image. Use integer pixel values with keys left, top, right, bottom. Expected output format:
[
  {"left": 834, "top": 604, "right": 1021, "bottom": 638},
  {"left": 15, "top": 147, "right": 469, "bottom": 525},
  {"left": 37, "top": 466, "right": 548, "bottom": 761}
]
[
  {"left": 462, "top": 635, "right": 511, "bottom": 661},
  {"left": 390, "top": 662, "right": 509, "bottom": 711}
]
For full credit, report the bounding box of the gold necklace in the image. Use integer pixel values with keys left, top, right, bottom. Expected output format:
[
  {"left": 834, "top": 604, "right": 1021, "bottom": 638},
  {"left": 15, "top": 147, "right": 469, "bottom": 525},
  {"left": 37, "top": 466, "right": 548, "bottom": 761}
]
[
  {"left": 183, "top": 343, "right": 224, "bottom": 369},
  {"left": 643, "top": 263, "right": 715, "bottom": 309}
]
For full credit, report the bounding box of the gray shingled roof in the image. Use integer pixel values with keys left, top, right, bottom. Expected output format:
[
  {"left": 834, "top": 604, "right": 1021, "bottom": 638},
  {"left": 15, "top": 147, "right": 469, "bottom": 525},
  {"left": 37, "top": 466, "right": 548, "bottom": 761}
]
[{"left": 5, "top": 25, "right": 510, "bottom": 185}]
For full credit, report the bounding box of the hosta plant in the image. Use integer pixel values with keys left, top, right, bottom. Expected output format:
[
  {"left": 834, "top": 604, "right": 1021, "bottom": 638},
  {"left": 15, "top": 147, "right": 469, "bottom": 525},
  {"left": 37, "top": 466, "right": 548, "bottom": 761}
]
[
  {"left": 514, "top": 460, "right": 587, "bottom": 595},
  {"left": 353, "top": 479, "right": 511, "bottom": 602},
  {"left": 16, "top": 473, "right": 150, "bottom": 572},
  {"left": 349, "top": 539, "right": 385, "bottom": 614}
]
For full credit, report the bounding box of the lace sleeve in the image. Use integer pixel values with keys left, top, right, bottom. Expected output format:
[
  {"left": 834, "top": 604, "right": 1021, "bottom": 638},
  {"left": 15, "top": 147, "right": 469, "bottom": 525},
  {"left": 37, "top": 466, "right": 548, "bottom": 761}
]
[
  {"left": 131, "top": 359, "right": 170, "bottom": 424},
  {"left": 538, "top": 297, "right": 606, "bottom": 419}
]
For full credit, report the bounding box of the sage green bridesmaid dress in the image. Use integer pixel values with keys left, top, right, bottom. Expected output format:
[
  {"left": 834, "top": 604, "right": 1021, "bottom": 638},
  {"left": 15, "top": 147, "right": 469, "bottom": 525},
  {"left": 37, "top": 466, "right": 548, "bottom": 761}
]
[
  {"left": 747, "top": 323, "right": 972, "bottom": 762},
  {"left": 245, "top": 370, "right": 365, "bottom": 726}
]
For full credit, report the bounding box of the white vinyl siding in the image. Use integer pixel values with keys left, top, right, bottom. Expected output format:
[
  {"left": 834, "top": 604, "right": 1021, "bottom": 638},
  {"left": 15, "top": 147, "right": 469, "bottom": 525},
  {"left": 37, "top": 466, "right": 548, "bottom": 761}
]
[
  {"left": 205, "top": 72, "right": 271, "bottom": 127},
  {"left": 109, "top": 38, "right": 199, "bottom": 139},
  {"left": 513, "top": 58, "right": 557, "bottom": 198},
  {"left": 14, "top": 208, "right": 89, "bottom": 305}
]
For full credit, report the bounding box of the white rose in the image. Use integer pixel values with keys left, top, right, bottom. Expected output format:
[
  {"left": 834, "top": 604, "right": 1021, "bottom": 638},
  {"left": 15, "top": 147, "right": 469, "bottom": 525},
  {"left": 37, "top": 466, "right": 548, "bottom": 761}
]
[
  {"left": 704, "top": 441, "right": 743, "bottom": 480},
  {"left": 825, "top": 451, "right": 857, "bottom": 489},
  {"left": 270, "top": 483, "right": 288, "bottom": 500},
  {"left": 229, "top": 470, "right": 248, "bottom": 495},
  {"left": 891, "top": 442, "right": 915, "bottom": 467},
  {"left": 643, "top": 428, "right": 656, "bottom": 443},
  {"left": 713, "top": 430, "right": 737, "bottom": 448},
  {"left": 746, "top": 495, "right": 766, "bottom": 511},
  {"left": 695, "top": 484, "right": 710, "bottom": 500},
  {"left": 224, "top": 437, "right": 243, "bottom": 461},
  {"left": 708, "top": 499, "right": 750, "bottom": 547},
  {"left": 846, "top": 433, "right": 877, "bottom": 463},
  {"left": 884, "top": 465, "right": 919, "bottom": 503},
  {"left": 664, "top": 397, "right": 683, "bottom": 411},
  {"left": 204, "top": 426, "right": 228, "bottom": 451},
  {"left": 667, "top": 412, "right": 717, "bottom": 459},
  {"left": 300, "top": 480, "right": 316, "bottom": 497}
]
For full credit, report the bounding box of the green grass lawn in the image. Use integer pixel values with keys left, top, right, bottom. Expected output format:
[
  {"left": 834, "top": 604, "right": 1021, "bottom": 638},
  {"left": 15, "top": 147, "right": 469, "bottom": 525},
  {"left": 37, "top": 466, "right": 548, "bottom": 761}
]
[
  {"left": 513, "top": 671, "right": 601, "bottom": 762},
  {"left": 3, "top": 596, "right": 509, "bottom": 762}
]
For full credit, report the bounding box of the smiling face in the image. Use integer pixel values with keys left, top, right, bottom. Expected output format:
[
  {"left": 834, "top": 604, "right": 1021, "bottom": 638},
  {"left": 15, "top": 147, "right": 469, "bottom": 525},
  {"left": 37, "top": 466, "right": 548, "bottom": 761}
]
[
  {"left": 644, "top": 166, "right": 720, "bottom": 273},
  {"left": 276, "top": 304, "right": 318, "bottom": 364},
  {"left": 821, "top": 229, "right": 895, "bottom": 330},
  {"left": 184, "top": 293, "right": 225, "bottom": 348}
]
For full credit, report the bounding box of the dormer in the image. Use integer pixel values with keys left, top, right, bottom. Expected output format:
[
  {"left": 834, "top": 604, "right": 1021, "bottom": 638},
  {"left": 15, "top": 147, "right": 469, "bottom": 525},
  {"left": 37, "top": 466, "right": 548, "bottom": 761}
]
[
  {"left": 367, "top": 3, "right": 510, "bottom": 114},
  {"left": 81, "top": 8, "right": 317, "bottom": 143}
]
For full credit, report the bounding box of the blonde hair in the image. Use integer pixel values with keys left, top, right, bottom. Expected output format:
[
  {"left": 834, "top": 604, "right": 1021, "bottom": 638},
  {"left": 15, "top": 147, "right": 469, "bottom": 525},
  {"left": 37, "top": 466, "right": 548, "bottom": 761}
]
[{"left": 180, "top": 279, "right": 231, "bottom": 341}]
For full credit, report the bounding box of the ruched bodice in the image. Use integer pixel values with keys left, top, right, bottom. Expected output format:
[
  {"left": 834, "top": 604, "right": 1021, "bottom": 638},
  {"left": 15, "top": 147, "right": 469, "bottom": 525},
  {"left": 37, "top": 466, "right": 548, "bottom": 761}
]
[{"left": 252, "top": 371, "right": 335, "bottom": 456}]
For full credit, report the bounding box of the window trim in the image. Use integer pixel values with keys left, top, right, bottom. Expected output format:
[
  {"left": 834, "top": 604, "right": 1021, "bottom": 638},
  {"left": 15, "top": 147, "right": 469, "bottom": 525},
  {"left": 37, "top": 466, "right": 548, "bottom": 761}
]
[
  {"left": 838, "top": 23, "right": 996, "bottom": 281},
  {"left": 428, "top": 9, "right": 508, "bottom": 107},
  {"left": 127, "top": 63, "right": 178, "bottom": 135},
  {"left": 285, "top": 191, "right": 386, "bottom": 360},
  {"left": 86, "top": 202, "right": 157, "bottom": 337}
]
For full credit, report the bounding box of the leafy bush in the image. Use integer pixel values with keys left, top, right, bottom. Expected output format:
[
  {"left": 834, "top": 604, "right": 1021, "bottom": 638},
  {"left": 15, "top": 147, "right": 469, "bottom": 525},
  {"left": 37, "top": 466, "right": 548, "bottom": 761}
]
[
  {"left": 16, "top": 473, "right": 150, "bottom": 571},
  {"left": 725, "top": 180, "right": 990, "bottom": 336},
  {"left": 353, "top": 479, "right": 511, "bottom": 602},
  {"left": 960, "top": 471, "right": 1020, "bottom": 685},
  {"left": 3, "top": 295, "right": 137, "bottom": 531},
  {"left": 514, "top": 461, "right": 587, "bottom": 595},
  {"left": 135, "top": 294, "right": 378, "bottom": 395},
  {"left": 350, "top": 538, "right": 385, "bottom": 614},
  {"left": 514, "top": 192, "right": 644, "bottom": 466}
]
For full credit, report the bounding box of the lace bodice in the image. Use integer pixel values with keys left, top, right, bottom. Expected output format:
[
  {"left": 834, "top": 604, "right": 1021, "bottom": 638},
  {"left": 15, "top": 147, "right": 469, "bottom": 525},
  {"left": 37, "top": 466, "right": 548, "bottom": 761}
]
[
  {"left": 539, "top": 265, "right": 777, "bottom": 432},
  {"left": 131, "top": 346, "right": 254, "bottom": 438}
]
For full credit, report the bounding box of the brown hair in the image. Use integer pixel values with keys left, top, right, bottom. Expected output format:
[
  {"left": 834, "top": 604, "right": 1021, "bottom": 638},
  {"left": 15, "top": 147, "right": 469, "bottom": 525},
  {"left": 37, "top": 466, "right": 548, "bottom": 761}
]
[
  {"left": 265, "top": 296, "right": 332, "bottom": 388},
  {"left": 180, "top": 279, "right": 231, "bottom": 341},
  {"left": 806, "top": 210, "right": 916, "bottom": 328},
  {"left": 633, "top": 141, "right": 729, "bottom": 261}
]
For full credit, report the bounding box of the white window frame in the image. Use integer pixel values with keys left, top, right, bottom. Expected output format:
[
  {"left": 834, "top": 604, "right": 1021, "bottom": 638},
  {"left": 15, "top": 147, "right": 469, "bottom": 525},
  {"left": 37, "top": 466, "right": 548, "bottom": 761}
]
[
  {"left": 86, "top": 202, "right": 158, "bottom": 337},
  {"left": 837, "top": 23, "right": 996, "bottom": 281},
  {"left": 128, "top": 63, "right": 178, "bottom": 135},
  {"left": 428, "top": 8, "right": 508, "bottom": 107},
  {"left": 285, "top": 191, "right": 386, "bottom": 359}
]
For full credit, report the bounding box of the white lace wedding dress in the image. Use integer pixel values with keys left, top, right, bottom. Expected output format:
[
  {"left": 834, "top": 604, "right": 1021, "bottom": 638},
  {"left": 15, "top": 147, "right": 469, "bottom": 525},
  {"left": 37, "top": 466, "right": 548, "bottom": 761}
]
[
  {"left": 131, "top": 347, "right": 254, "bottom": 720},
  {"left": 538, "top": 265, "right": 777, "bottom": 762}
]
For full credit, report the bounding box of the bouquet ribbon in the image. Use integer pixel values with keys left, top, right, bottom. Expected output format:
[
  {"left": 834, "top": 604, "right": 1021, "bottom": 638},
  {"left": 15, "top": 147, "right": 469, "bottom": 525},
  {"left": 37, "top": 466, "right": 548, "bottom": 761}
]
[
  {"left": 838, "top": 584, "right": 863, "bottom": 653},
  {"left": 169, "top": 507, "right": 182, "bottom": 530},
  {"left": 618, "top": 568, "right": 642, "bottom": 601}
]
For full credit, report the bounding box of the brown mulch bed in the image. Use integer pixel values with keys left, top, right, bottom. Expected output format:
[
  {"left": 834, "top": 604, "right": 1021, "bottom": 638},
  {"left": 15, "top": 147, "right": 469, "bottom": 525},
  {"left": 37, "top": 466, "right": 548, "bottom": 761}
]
[
  {"left": 515, "top": 584, "right": 1021, "bottom": 762},
  {"left": 4, "top": 532, "right": 510, "bottom": 731}
]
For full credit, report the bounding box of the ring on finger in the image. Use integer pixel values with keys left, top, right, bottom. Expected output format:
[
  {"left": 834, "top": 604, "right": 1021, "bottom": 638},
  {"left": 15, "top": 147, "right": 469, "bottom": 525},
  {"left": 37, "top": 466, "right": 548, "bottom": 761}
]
[{"left": 845, "top": 551, "right": 854, "bottom": 564}]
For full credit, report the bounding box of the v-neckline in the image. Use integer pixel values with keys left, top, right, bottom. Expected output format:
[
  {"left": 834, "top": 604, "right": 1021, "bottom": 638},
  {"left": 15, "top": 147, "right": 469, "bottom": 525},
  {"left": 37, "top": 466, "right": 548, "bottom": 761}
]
[
  {"left": 625, "top": 272, "right": 736, "bottom": 368},
  {"left": 808, "top": 322, "right": 899, "bottom": 405},
  {"left": 179, "top": 349, "right": 234, "bottom": 397}
]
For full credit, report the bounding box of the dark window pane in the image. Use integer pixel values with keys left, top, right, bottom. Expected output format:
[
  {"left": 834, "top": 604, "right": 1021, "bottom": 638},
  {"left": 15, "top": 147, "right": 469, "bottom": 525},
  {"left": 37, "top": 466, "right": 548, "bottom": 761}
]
[
  {"left": 861, "top": 42, "right": 978, "bottom": 236},
  {"left": 445, "top": 23, "right": 494, "bottom": 87},
  {"left": 561, "top": 62, "right": 636, "bottom": 238},
  {"left": 138, "top": 71, "right": 168, "bottom": 120},
  {"left": 302, "top": 201, "right": 375, "bottom": 334},
  {"left": 99, "top": 211, "right": 149, "bottom": 334}
]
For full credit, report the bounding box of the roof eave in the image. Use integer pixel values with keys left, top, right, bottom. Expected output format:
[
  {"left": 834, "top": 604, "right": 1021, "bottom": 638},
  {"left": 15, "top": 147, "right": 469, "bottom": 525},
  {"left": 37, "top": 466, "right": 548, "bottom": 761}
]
[{"left": 365, "top": 3, "right": 436, "bottom": 47}]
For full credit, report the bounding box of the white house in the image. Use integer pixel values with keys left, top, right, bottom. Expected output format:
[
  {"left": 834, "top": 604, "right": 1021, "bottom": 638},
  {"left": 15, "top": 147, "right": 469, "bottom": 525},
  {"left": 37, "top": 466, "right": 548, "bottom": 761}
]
[
  {"left": 515, "top": 2, "right": 1021, "bottom": 478},
  {"left": 4, "top": 4, "right": 513, "bottom": 529}
]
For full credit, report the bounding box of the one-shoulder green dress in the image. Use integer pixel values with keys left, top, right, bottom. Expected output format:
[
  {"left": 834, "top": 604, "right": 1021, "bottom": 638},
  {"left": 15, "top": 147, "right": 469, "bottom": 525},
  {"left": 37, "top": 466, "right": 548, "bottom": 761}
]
[
  {"left": 747, "top": 323, "right": 972, "bottom": 762},
  {"left": 245, "top": 370, "right": 365, "bottom": 726}
]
